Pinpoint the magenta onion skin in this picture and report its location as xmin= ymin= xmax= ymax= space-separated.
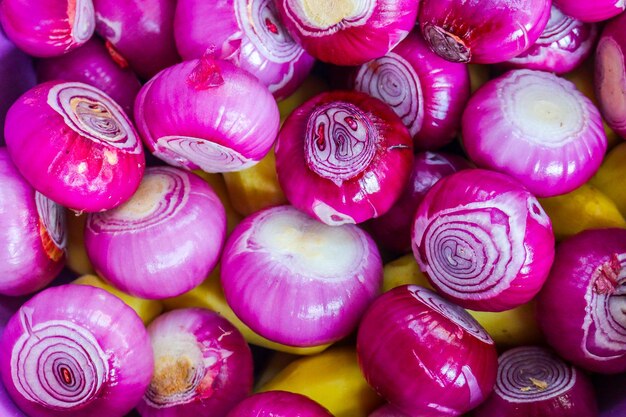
xmin=368 ymin=404 xmax=409 ymax=417
xmin=85 ymin=167 xmax=226 ymax=299
xmin=537 ymin=228 xmax=626 ymax=374
xmin=412 ymin=169 xmax=555 ymax=312
xmin=36 ymin=38 xmax=142 ymax=116
xmin=350 ymin=31 xmax=471 ymax=150
xmin=506 ymin=5 xmax=598 ymax=74
xmin=0 ymin=284 xmax=153 ymax=417
xmin=93 ymin=0 xmax=179 ymax=80
xmin=357 ymin=285 xmax=497 ymax=417
xmin=419 ymin=0 xmax=551 ymax=64
xmin=134 ymin=57 xmax=280 ymax=174
xmin=0 ymin=295 xmax=28 ymax=417
xmin=137 ymin=308 xmax=253 ymax=417
xmin=0 ymin=381 xmax=25 ymax=417
xmin=0 ymin=149 xmax=66 ymax=296
xmin=221 ymin=205 xmax=382 ymax=347
xmin=474 ymin=346 xmax=598 ymax=417
xmin=174 ymin=0 xmax=315 ymax=100
xmin=275 ymin=90 xmax=413 ymax=226
xmin=367 ymin=151 xmax=470 ymax=255
xmin=226 ymin=391 xmax=333 ymax=417
xmin=553 ymin=0 xmax=625 ymax=23
xmin=462 ymin=69 xmax=607 ymax=197
xmin=4 ymin=80 xmax=145 ymax=212
xmin=275 ymin=0 xmax=419 ymax=66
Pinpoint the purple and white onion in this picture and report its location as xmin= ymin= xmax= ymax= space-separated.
xmin=226 ymin=391 xmax=333 ymax=417
xmin=553 ymin=0 xmax=625 ymax=23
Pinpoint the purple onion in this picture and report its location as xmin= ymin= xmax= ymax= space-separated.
xmin=368 ymin=404 xmax=409 ymax=417
xmin=537 ymin=228 xmax=626 ymax=374
xmin=0 ymin=380 xmax=25 ymax=417
xmin=553 ymin=0 xmax=625 ymax=23
xmin=0 ymin=295 xmax=27 ymax=416
xmin=357 ymin=285 xmax=497 ymax=416
xmin=85 ymin=167 xmax=226 ymax=299
xmin=226 ymin=391 xmax=333 ymax=417
xmin=412 ymin=169 xmax=555 ymax=312
xmin=221 ymin=205 xmax=382 ymax=347
xmin=594 ymin=373 xmax=626 ymax=417
xmin=275 ymin=90 xmax=413 ymax=225
xmin=419 ymin=0 xmax=551 ymax=64
xmin=462 ymin=69 xmax=607 ymax=197
xmin=275 ymin=0 xmax=419 ymax=66
xmin=137 ymin=308 xmax=253 ymax=417
xmin=134 ymin=56 xmax=280 ymax=174
xmin=174 ymin=0 xmax=315 ymax=100
xmin=0 ymin=284 xmax=153 ymax=417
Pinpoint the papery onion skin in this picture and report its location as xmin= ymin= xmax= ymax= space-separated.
xmin=350 ymin=31 xmax=470 ymax=150
xmin=419 ymin=0 xmax=551 ymax=64
xmin=275 ymin=90 xmax=413 ymax=226
xmin=4 ymin=80 xmax=145 ymax=212
xmin=226 ymin=391 xmax=333 ymax=417
xmin=174 ymin=0 xmax=315 ymax=100
xmin=462 ymin=69 xmax=607 ymax=197
xmin=357 ymin=285 xmax=497 ymax=417
xmin=537 ymin=228 xmax=626 ymax=374
xmin=275 ymin=0 xmax=419 ymax=66
xmin=412 ymin=169 xmax=555 ymax=312
xmin=221 ymin=205 xmax=382 ymax=347
xmin=36 ymin=38 xmax=142 ymax=116
xmin=137 ymin=308 xmax=253 ymax=417
xmin=134 ymin=57 xmax=280 ymax=174
xmin=0 ymin=284 xmax=154 ymax=417
xmin=93 ymin=0 xmax=180 ymax=80
xmin=85 ymin=167 xmax=226 ymax=299
xmin=553 ymin=0 xmax=625 ymax=23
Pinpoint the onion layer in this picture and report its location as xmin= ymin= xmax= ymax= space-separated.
xmin=226 ymin=391 xmax=333 ymax=417
xmin=553 ymin=0 xmax=625 ymax=23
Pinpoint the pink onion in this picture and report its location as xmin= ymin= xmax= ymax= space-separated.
xmin=412 ymin=169 xmax=555 ymax=312
xmin=137 ymin=308 xmax=253 ymax=417
xmin=462 ymin=69 xmax=607 ymax=197
xmin=553 ymin=0 xmax=625 ymax=23
xmin=35 ymin=38 xmax=142 ymax=116
xmin=537 ymin=228 xmax=626 ymax=374
xmin=221 ymin=205 xmax=382 ymax=347
xmin=357 ymin=285 xmax=497 ymax=416
xmin=226 ymin=391 xmax=333 ymax=417
xmin=419 ymin=0 xmax=551 ymax=64
xmin=475 ymin=346 xmax=598 ymax=417
xmin=85 ymin=167 xmax=226 ymax=299
xmin=174 ymin=0 xmax=315 ymax=100
xmin=134 ymin=56 xmax=280 ymax=174
xmin=0 ymin=284 xmax=153 ymax=417
xmin=349 ymin=31 xmax=470 ymax=150
xmin=275 ymin=90 xmax=413 ymax=225
xmin=368 ymin=404 xmax=409 ymax=417
xmin=0 ymin=296 xmax=27 ymax=416
xmin=0 ymin=0 xmax=95 ymax=57
xmin=0 ymin=380 xmax=25 ymax=417
xmin=275 ymin=0 xmax=419 ymax=66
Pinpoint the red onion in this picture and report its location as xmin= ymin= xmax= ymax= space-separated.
xmin=462 ymin=69 xmax=607 ymax=197
xmin=36 ymin=38 xmax=142 ymax=116
xmin=594 ymin=373 xmax=626 ymax=417
xmin=85 ymin=167 xmax=226 ymax=299
xmin=4 ymin=80 xmax=145 ymax=212
xmin=474 ymin=346 xmax=598 ymax=417
xmin=412 ymin=169 xmax=555 ymax=312
xmin=506 ymin=5 xmax=598 ymax=74
xmin=137 ymin=308 xmax=253 ymax=417
xmin=226 ymin=391 xmax=333 ymax=417
xmin=134 ymin=56 xmax=280 ymax=174
xmin=350 ymin=31 xmax=470 ymax=150
xmin=275 ymin=0 xmax=419 ymax=66
xmin=93 ymin=0 xmax=179 ymax=80
xmin=537 ymin=228 xmax=626 ymax=374
xmin=419 ymin=0 xmax=551 ymax=64
xmin=553 ymin=0 xmax=625 ymax=23
xmin=0 ymin=284 xmax=153 ymax=417
xmin=368 ymin=404 xmax=409 ymax=417
xmin=0 ymin=381 xmax=25 ymax=417
xmin=221 ymin=205 xmax=382 ymax=347
xmin=174 ymin=0 xmax=315 ymax=100
xmin=357 ymin=285 xmax=497 ymax=416
xmin=275 ymin=91 xmax=413 ymax=225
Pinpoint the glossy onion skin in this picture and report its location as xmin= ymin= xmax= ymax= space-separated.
xmin=368 ymin=404 xmax=410 ymax=417
xmin=134 ymin=57 xmax=280 ymax=174
xmin=85 ymin=167 xmax=226 ymax=299
xmin=174 ymin=0 xmax=315 ymax=100
xmin=412 ymin=169 xmax=555 ymax=312
xmin=350 ymin=31 xmax=470 ymax=150
xmin=537 ymin=228 xmax=626 ymax=374
xmin=226 ymin=391 xmax=333 ymax=417
xmin=276 ymin=0 xmax=419 ymax=66
xmin=357 ymin=285 xmax=498 ymax=417
xmin=275 ymin=91 xmax=413 ymax=226
xmin=0 ymin=285 xmax=153 ymax=417
xmin=553 ymin=0 xmax=625 ymax=23
xmin=419 ymin=0 xmax=551 ymax=64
